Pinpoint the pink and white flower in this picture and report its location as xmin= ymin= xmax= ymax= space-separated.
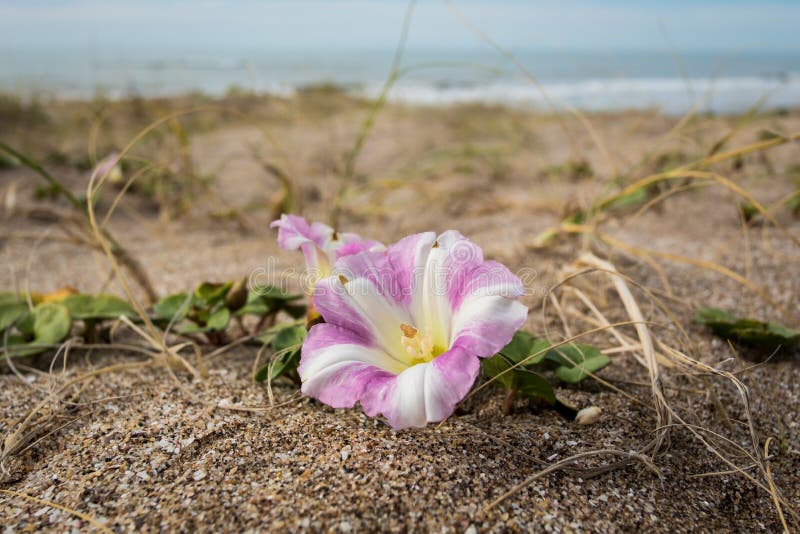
xmin=270 ymin=214 xmax=383 ymax=283
xmin=298 ymin=230 xmax=528 ymax=429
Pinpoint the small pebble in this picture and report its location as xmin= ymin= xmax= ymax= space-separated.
xmin=575 ymin=406 xmax=602 ymax=425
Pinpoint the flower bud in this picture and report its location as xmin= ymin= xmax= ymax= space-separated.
xmin=224 ymin=278 xmax=248 ymax=312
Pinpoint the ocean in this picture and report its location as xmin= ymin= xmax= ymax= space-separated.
xmin=1 ymin=47 xmax=798 ymax=114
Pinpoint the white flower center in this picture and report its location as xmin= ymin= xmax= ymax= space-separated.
xmin=400 ymin=323 xmax=444 ymax=366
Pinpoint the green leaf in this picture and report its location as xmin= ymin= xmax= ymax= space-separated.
xmin=235 ymin=291 xmax=271 ymax=317
xmin=2 ymin=334 xmax=25 ymax=346
xmin=194 ymin=282 xmax=232 ymax=307
xmin=546 ymin=343 xmax=610 ymax=384
xmin=262 ymin=286 xmax=304 ymax=319
xmin=499 ymin=330 xmax=550 ymax=366
xmin=62 ymin=294 xmax=136 ymax=320
xmin=481 ymin=354 xmax=557 ymax=404
xmin=532 ymin=228 xmax=561 ymax=248
xmin=481 ymin=354 xmax=517 ymax=390
xmin=728 ymin=321 xmax=799 ymax=350
xmin=236 ymin=287 xmax=306 ymax=318
xmin=0 ymin=291 xmax=27 ymax=306
xmin=785 ymin=190 xmax=800 ymax=215
xmin=483 ymin=332 xmax=608 ymax=408
xmin=178 ymin=307 xmax=230 ymax=334
xmin=33 ymin=303 xmax=72 ymax=343
xmin=546 ymin=343 xmax=603 ymax=366
xmin=153 ymin=293 xmax=194 ymax=321
xmin=4 ymin=302 xmax=72 ymax=357
xmin=0 ymin=293 xmax=29 ymax=332
xmin=281 ymin=303 xmax=308 ymax=319
xmin=696 ymin=306 xmax=800 ymax=351
xmin=738 ymin=202 xmax=760 ymax=223
xmin=603 ymin=186 xmax=649 ymax=211
xmin=515 ymin=369 xmax=557 ymax=404
xmin=205 ymin=307 xmax=230 ymax=331
xmin=254 ymin=324 xmax=306 ymax=382
xmin=554 ymin=355 xmax=611 ymax=383
xmin=484 ymin=331 xmax=594 ymax=398
xmin=565 ymin=210 xmax=586 ymax=225
xmin=177 ymin=323 xmax=205 ymax=334
xmin=258 ymin=285 xmax=302 ymax=301
xmin=695 ymin=306 xmax=738 ymax=325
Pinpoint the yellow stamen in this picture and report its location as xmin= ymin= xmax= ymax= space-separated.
xmin=400 ymin=324 xmax=418 ymax=338
xmin=400 ymin=323 xmax=443 ymax=365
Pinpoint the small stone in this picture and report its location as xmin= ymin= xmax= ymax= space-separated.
xmin=193 ymin=470 xmax=206 ymax=481
xmin=575 ymin=406 xmax=602 ymax=425
xmin=340 ymin=445 xmax=352 ymax=462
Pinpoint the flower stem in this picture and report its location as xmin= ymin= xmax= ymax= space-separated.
xmin=503 ymin=389 xmax=517 ymax=415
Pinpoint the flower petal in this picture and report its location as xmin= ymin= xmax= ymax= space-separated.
xmin=270 ymin=214 xmax=332 ymax=252
xmin=448 ymin=260 xmax=525 ymax=310
xmin=426 ymin=346 xmax=480 ymax=421
xmin=451 ymin=296 xmax=528 ymax=357
xmin=301 ymin=326 xmax=480 ymax=429
xmin=364 ymin=346 xmax=479 ymax=429
xmin=448 ymin=258 xmax=527 ymax=357
xmin=334 ymin=236 xmax=385 ymax=259
xmin=313 ymin=274 xmax=411 ymax=359
xmin=271 ymin=214 xmax=385 ymax=278
xmin=300 ymin=323 xmax=402 ymax=408
xmin=387 ymin=230 xmax=486 ymax=348
xmin=312 ymin=277 xmax=373 ymax=343
xmin=386 ymin=231 xmax=437 ymax=307
xmin=385 ymin=231 xmax=482 ymax=348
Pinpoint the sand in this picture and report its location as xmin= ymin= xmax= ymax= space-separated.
xmin=1 ymin=94 xmax=799 ymax=531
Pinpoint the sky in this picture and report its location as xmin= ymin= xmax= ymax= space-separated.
xmin=0 ymin=0 xmax=799 ymax=53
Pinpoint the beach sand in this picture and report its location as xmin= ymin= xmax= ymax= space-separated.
xmin=1 ymin=93 xmax=799 ymax=531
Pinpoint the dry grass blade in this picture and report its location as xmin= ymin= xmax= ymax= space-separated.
xmin=597 ymin=231 xmax=796 ymax=323
xmin=0 ymin=141 xmax=158 ymax=304
xmin=576 ymin=254 xmax=671 ymax=453
xmin=330 ymin=0 xmax=416 ymax=226
xmin=699 ymin=132 xmax=799 ymax=167
xmin=536 ymin=253 xmax=797 ymax=528
xmin=442 ymin=0 xmax=614 ymax=173
xmin=550 ymin=224 xmax=796 ymax=323
xmin=1 ymin=360 xmax=153 ymax=474
xmin=601 ymin=169 xmax=800 ymax=248
xmin=658 ymin=344 xmax=797 ymax=526
xmin=554 ymin=255 xmax=796 ymax=526
xmin=481 ymin=449 xmax=660 ymax=514
xmin=764 ymin=437 xmax=790 ymax=533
